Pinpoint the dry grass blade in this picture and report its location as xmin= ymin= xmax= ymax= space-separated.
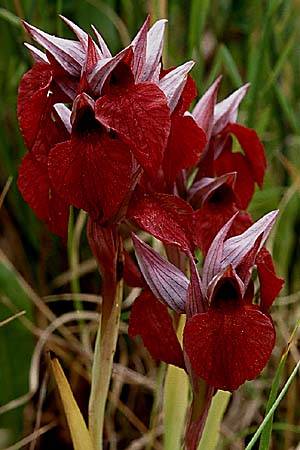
xmin=0 ymin=176 xmax=13 ymax=210
xmin=3 ymin=421 xmax=57 ymax=450
xmin=51 ymin=357 xmax=94 ymax=450
xmin=0 ymin=310 xmax=25 ymax=327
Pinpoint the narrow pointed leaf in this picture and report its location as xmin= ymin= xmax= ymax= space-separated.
xmin=51 ymin=358 xmax=93 ymax=450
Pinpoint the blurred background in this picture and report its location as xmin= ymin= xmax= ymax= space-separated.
xmin=0 ymin=0 xmax=300 ymax=449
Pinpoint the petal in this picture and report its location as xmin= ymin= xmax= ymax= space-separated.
xmin=225 ymin=123 xmax=266 ymax=187
xmin=215 ymin=150 xmax=256 ymax=209
xmin=163 ymin=114 xmax=206 ymax=185
xmin=88 ymin=47 xmax=132 ymax=95
xmin=141 ymin=19 xmax=167 ymax=81
xmin=175 ymin=74 xmax=198 ymax=114
xmin=48 ymin=129 xmax=135 ymax=221
xmin=213 ymin=83 xmax=249 ymax=135
xmin=129 ymin=193 xmax=194 ymax=252
xmin=132 ymin=234 xmax=189 ymax=313
xmin=17 ymin=152 xmax=69 ymax=238
xmin=159 ymin=61 xmax=195 ymax=112
xmin=59 ymin=15 xmax=102 ymax=60
xmin=192 ymin=76 xmax=222 ymax=139
xmin=193 ymin=203 xmax=239 ymax=255
xmin=131 ymin=16 xmax=150 ymax=81
xmin=123 ymin=250 xmax=145 ymax=288
xmin=256 ymin=248 xmax=284 ymax=311
xmin=189 ymin=172 xmax=237 ymax=209
xmin=129 ymin=290 xmax=185 ymax=368
xmin=183 ymin=305 xmax=275 ymax=391
xmin=95 ymin=83 xmax=171 ymax=177
xmin=18 ymin=62 xmax=52 ymax=150
xmin=24 ymin=43 xmax=48 ymax=63
xmin=186 ymin=258 xmax=206 ymax=317
xmin=91 ymin=25 xmax=112 ymax=58
xmin=222 ymin=210 xmax=278 ymax=270
xmin=18 ymin=63 xmax=69 ymax=156
xmin=23 ymin=21 xmax=85 ymax=76
xmin=201 ymin=213 xmax=238 ymax=291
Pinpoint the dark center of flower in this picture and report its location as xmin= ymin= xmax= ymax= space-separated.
xmin=211 ymin=278 xmax=241 ymax=309
xmin=73 ymin=107 xmax=102 ymax=135
xmin=208 ymin=184 xmax=235 ymax=206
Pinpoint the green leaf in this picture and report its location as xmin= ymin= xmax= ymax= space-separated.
xmin=197 ymin=390 xmax=231 ymax=450
xmin=0 ymin=253 xmax=34 ymax=445
xmin=163 ymin=316 xmax=189 ymax=450
xmin=220 ymin=44 xmax=243 ymax=88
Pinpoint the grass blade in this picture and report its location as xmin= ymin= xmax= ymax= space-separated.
xmin=258 ymin=320 xmax=300 ymax=449
xmin=51 ymin=358 xmax=94 ymax=450
xmin=246 ymin=359 xmax=300 ymax=450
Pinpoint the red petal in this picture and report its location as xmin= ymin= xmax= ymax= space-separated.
xmin=175 ymin=74 xmax=198 ymax=114
xmin=215 ymin=150 xmax=255 ymax=209
xmin=163 ymin=114 xmax=206 ymax=185
xmin=48 ymin=130 xmax=135 ymax=221
xmin=123 ymin=250 xmax=145 ymax=288
xmin=226 ymin=123 xmax=266 ymax=187
xmin=95 ymin=83 xmax=170 ymax=177
xmin=183 ymin=305 xmax=275 ymax=391
xmin=129 ymin=193 xmax=194 ymax=252
xmin=256 ymin=248 xmax=284 ymax=311
xmin=129 ymin=290 xmax=185 ymax=368
xmin=193 ymin=202 xmax=239 ymax=255
xmin=18 ymin=63 xmax=69 ymax=157
xmin=17 ymin=152 xmax=69 ymax=238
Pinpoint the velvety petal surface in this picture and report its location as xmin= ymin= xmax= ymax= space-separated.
xmin=129 ymin=290 xmax=185 ymax=368
xmin=48 ymin=129 xmax=135 ymax=221
xmin=163 ymin=114 xmax=206 ymax=185
xmin=95 ymin=83 xmax=170 ymax=177
xmin=129 ymin=193 xmax=194 ymax=252
xmin=215 ymin=149 xmax=255 ymax=209
xmin=226 ymin=123 xmax=266 ymax=187
xmin=256 ymin=248 xmax=284 ymax=311
xmin=18 ymin=152 xmax=69 ymax=238
xmin=183 ymin=305 xmax=275 ymax=391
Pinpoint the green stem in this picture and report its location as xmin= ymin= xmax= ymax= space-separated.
xmin=163 ymin=315 xmax=189 ymax=450
xmin=197 ymin=390 xmax=231 ymax=450
xmin=88 ymin=278 xmax=123 ymax=450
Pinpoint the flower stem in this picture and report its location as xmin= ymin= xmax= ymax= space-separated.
xmin=197 ymin=390 xmax=231 ymax=450
xmin=88 ymin=278 xmax=123 ymax=450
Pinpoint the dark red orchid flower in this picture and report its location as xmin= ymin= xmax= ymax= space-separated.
xmin=18 ymin=16 xmax=197 ymax=236
xmin=129 ymin=210 xmax=284 ymax=391
xmin=189 ymin=172 xmax=253 ymax=254
xmin=192 ymin=79 xmax=266 ymax=209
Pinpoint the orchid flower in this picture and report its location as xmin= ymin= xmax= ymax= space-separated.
xmin=17 ymin=16 xmax=197 ymax=237
xmin=129 ymin=210 xmax=284 ymax=391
